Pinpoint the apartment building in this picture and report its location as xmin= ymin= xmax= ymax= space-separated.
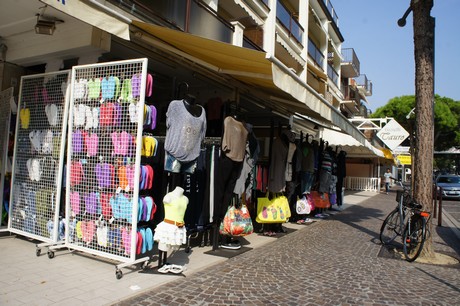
xmin=0 ymin=0 xmax=378 ymax=138
xmin=0 ymin=0 xmax=388 ymax=193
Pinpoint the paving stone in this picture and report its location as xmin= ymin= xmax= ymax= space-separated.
xmin=112 ymin=192 xmax=460 ymax=306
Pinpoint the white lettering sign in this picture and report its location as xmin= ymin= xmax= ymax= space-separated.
xmin=376 ymin=119 xmax=409 ymax=150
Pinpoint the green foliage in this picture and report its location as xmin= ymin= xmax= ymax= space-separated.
xmin=371 ymin=95 xmax=460 ymax=151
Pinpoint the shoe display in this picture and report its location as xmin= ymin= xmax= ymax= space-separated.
xmin=158 ymin=264 xmax=171 ymax=273
xmin=169 ymin=264 xmax=186 ymax=274
xmin=158 ymin=264 xmax=187 ymax=274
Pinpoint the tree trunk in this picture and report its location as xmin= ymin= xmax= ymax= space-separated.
xmin=412 ymin=0 xmax=435 ymax=258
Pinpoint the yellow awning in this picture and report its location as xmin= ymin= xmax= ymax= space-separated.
xmin=381 ymin=148 xmax=394 ymax=160
xmin=130 ymin=21 xmax=368 ymax=145
xmin=132 ymin=21 xmax=272 ymax=79
xmin=307 ymin=62 xmax=327 ymax=80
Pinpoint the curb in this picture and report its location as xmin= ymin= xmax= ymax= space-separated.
xmin=441 ymin=210 xmax=460 ymax=240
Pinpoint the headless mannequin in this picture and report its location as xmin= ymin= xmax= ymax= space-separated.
xmin=213 ymin=115 xmax=247 ymax=250
xmin=183 ymin=94 xmax=202 ymax=117
xmin=156 ymin=186 xmax=189 ymax=268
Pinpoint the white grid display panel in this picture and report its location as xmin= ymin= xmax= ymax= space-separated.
xmin=0 ymin=87 xmax=13 ymax=223
xmin=65 ymin=58 xmax=147 ymax=262
xmin=8 ymin=71 xmax=70 ymax=242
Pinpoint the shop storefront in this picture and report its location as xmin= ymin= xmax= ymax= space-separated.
xmin=0 ymin=0 xmax=384 ymax=277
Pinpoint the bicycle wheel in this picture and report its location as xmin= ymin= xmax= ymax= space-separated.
xmin=380 ymin=209 xmax=402 ymax=245
xmin=403 ymin=215 xmax=426 ymax=262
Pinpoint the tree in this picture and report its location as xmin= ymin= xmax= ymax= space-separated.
xmin=412 ymin=0 xmax=435 ymax=259
xmin=375 ymin=0 xmax=435 ymax=260
xmin=372 ymin=95 xmax=459 ymax=151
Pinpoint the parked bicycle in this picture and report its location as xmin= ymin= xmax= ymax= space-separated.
xmin=379 ymin=181 xmax=431 ymax=262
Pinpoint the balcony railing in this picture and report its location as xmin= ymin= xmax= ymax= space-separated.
xmin=308 ymin=38 xmax=324 ymax=68
xmin=341 ymin=85 xmax=358 ymax=101
xmin=322 ymin=0 xmax=339 ymax=27
xmin=341 ymin=48 xmax=360 ymax=77
xmin=327 ymin=64 xmax=338 ymax=86
xmin=276 ymin=1 xmax=304 ymax=46
xmin=356 ymin=74 xmax=373 ymax=96
xmin=189 ymin=0 xmax=233 ymax=42
xmin=107 ymin=0 xmax=234 ymax=43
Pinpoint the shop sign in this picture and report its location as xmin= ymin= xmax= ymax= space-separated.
xmin=376 ymin=119 xmax=409 ymax=150
xmin=397 ymin=155 xmax=412 ymax=165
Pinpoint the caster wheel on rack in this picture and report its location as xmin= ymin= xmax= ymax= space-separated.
xmin=185 ymin=246 xmax=191 ymax=253
xmin=36 ymin=249 xmax=41 ymax=257
xmin=116 ymin=270 xmax=123 ymax=280
xmin=141 ymin=261 xmax=149 ymax=270
xmin=47 ymin=251 xmax=55 ymax=259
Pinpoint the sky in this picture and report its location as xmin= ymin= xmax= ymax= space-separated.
xmin=332 ymin=0 xmax=460 ymax=112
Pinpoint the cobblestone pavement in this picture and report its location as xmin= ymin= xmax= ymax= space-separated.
xmin=113 ymin=192 xmax=460 ymax=306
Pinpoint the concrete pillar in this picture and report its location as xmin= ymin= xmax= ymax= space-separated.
xmin=231 ymin=21 xmax=245 ymax=47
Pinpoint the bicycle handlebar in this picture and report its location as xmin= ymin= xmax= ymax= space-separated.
xmin=395 ymin=180 xmax=411 ymax=191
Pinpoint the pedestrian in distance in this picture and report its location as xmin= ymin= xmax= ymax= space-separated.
xmin=384 ymin=168 xmax=396 ymax=194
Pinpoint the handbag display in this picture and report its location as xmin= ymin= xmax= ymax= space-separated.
xmin=310 ymin=191 xmax=330 ymax=209
xmin=296 ymin=196 xmax=312 ymax=215
xmin=256 ymin=194 xmax=291 ymax=223
xmin=219 ymin=203 xmax=254 ymax=237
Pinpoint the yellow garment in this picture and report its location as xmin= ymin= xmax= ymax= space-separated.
xmin=20 ymin=108 xmax=30 ymax=129
xmin=142 ymin=135 xmax=157 ymax=157
xmin=163 ymin=189 xmax=188 ymax=223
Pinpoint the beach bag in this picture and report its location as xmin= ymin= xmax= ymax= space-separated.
xmin=256 ymin=194 xmax=291 ymax=223
xmin=219 ymin=203 xmax=254 ymax=237
xmin=310 ymin=191 xmax=330 ymax=209
xmin=296 ymin=197 xmax=312 ymax=215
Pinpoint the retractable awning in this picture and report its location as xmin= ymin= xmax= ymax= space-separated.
xmin=130 ymin=21 xmax=368 ymax=145
xmin=41 ymin=0 xmax=131 ymax=40
xmin=321 ymin=128 xmax=385 ymax=158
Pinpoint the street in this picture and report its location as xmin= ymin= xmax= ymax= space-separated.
xmin=441 ymin=199 xmax=460 ymax=226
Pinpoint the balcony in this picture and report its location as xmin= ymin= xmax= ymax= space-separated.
xmin=339 ymin=82 xmax=362 ymax=117
xmin=356 ymin=74 xmax=373 ymax=96
xmin=341 ymin=48 xmax=360 ymax=78
xmin=327 ymin=63 xmax=338 ymax=86
xmin=108 ymin=0 xmax=234 ymax=43
xmin=308 ymin=38 xmax=324 ymax=69
xmin=323 ymin=0 xmax=339 ymax=26
xmin=276 ymin=1 xmax=304 ymax=46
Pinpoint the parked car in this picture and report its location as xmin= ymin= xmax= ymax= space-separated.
xmin=436 ymin=174 xmax=460 ymax=199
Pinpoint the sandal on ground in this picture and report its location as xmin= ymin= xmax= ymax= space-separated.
xmin=158 ymin=264 xmax=171 ymax=274
xmin=169 ymin=264 xmax=186 ymax=274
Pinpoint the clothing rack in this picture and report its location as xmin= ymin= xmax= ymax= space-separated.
xmin=203 ymin=137 xmax=221 ymax=145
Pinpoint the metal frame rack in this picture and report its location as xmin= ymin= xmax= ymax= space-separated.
xmin=0 ymin=87 xmax=13 ymax=227
xmin=54 ymin=58 xmax=150 ymax=279
xmin=6 ymin=71 xmax=70 ymax=255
